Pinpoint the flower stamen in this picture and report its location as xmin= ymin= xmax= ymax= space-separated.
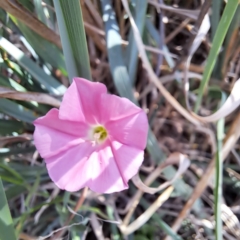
xmin=92 ymin=125 xmax=108 ymax=144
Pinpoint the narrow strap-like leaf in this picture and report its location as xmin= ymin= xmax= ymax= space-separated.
xmin=53 ymin=0 xmax=92 ymax=81
xmin=0 ymin=177 xmax=17 ymax=240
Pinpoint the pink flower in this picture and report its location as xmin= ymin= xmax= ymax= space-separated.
xmin=33 ymin=78 xmax=148 ymax=193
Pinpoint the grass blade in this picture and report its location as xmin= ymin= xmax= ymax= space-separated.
xmin=53 ymin=0 xmax=91 ymax=81
xmin=0 ymin=177 xmax=17 ymax=240
xmin=194 ymin=0 xmax=239 ymax=112
xmin=211 ymin=0 xmax=223 ymax=40
xmin=215 ymin=119 xmax=224 ymax=240
xmin=214 ymin=92 xmax=226 ymax=240
xmin=218 ymin=6 xmax=240 ymax=78
xmin=211 ymin=0 xmax=223 ymax=77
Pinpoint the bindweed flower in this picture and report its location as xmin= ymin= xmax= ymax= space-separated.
xmin=33 ymin=78 xmax=148 ymax=193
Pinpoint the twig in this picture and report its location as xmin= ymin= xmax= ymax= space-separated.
xmin=165 ymin=18 xmax=191 ymax=43
xmin=148 ymin=0 xmax=200 ymax=20
xmin=84 ymin=0 xmax=103 ymax=28
xmin=0 ymin=86 xmax=61 ymax=107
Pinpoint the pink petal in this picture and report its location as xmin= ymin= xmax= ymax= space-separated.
xmin=59 ymin=78 xmax=107 ymax=124
xmin=46 ymin=139 xmax=143 ymax=193
xmin=46 ymin=142 xmax=95 ymax=191
xmin=106 ymin=111 xmax=148 ymax=149
xmin=88 ymin=141 xmax=128 ymax=193
xmin=33 ymin=108 xmax=89 ymax=158
xmin=99 ymin=94 xmax=142 ymax=124
xmin=110 ymin=140 xmax=144 ymax=183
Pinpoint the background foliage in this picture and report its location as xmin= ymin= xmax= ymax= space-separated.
xmin=0 ymin=0 xmax=240 ymax=240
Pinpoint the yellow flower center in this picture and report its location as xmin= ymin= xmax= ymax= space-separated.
xmin=92 ymin=125 xmax=108 ymax=144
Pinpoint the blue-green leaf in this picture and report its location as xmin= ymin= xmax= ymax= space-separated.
xmin=127 ymin=0 xmax=147 ymax=84
xmin=0 ymin=37 xmax=66 ymax=95
xmin=0 ymin=99 xmax=36 ymax=123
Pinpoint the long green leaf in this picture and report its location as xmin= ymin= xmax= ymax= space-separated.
xmin=127 ymin=0 xmax=147 ymax=85
xmin=0 ymin=177 xmax=16 ymax=240
xmin=211 ymin=0 xmax=223 ymax=78
xmin=13 ymin=19 xmax=67 ymax=76
xmin=0 ymin=99 xmax=36 ymax=123
xmin=211 ymin=0 xmax=223 ymax=40
xmin=53 ymin=0 xmax=91 ymax=81
xmin=194 ymin=0 xmax=239 ymax=112
xmin=0 ymin=120 xmax=26 ymax=136
xmin=0 ymin=37 xmax=66 ymax=95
